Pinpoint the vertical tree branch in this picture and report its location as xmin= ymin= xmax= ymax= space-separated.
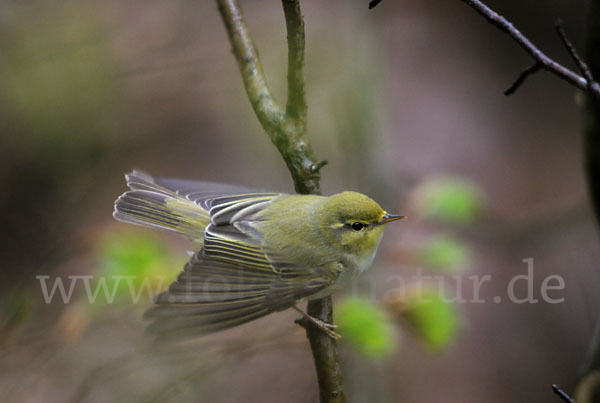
xmin=578 ymin=1 xmax=600 ymax=401
xmin=216 ymin=0 xmax=284 ymax=131
xmin=216 ymin=0 xmax=324 ymax=195
xmin=216 ymin=1 xmax=344 ymax=402
xmin=282 ymin=0 xmax=307 ymax=125
xmin=306 ymin=296 xmax=346 ymax=402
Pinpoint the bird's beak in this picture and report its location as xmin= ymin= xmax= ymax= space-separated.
xmin=379 ymin=212 xmax=407 ymax=225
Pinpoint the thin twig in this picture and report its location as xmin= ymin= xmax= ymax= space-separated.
xmin=555 ymin=19 xmax=595 ymax=86
xmin=552 ymin=384 xmax=575 ymax=403
xmin=368 ymin=0 xmax=382 ymax=9
xmin=311 ymin=160 xmax=329 ymax=173
xmin=504 ymin=62 xmax=542 ymax=96
xmin=367 ymin=0 xmax=600 ymax=96
xmin=216 ymin=1 xmax=345 ymax=402
xmin=459 ymin=0 xmax=600 ymax=96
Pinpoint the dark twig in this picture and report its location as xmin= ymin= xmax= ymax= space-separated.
xmin=504 ymin=62 xmax=542 ymax=95
xmin=555 ymin=19 xmax=595 ymax=86
xmin=311 ymin=160 xmax=329 ymax=173
xmin=553 ymin=384 xmax=575 ymax=403
xmin=458 ymin=0 xmax=600 ymax=97
xmin=368 ymin=0 xmax=382 ymax=9
xmin=216 ymin=1 xmax=345 ymax=402
xmin=367 ymin=0 xmax=600 ymax=95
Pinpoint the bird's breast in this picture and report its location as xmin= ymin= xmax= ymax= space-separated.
xmin=316 ymin=248 xmax=380 ymax=297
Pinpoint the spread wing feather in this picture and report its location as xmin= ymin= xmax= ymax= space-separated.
xmin=145 ymin=253 xmax=333 ymax=340
xmin=210 ymin=198 xmax=275 ymax=225
xmin=203 ymin=232 xmax=273 ymax=271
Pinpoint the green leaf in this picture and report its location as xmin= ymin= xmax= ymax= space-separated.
xmin=94 ymin=231 xmax=182 ymax=303
xmin=336 ymin=297 xmax=396 ymax=358
xmin=416 ymin=234 xmax=470 ymax=273
xmin=401 ymin=290 xmax=459 ymax=353
xmin=414 ymin=177 xmax=483 ymax=224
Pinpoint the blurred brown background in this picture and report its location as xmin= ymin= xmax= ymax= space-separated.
xmin=0 ymin=0 xmax=598 ymax=402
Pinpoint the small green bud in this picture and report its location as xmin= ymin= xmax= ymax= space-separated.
xmin=336 ymin=297 xmax=396 ymax=358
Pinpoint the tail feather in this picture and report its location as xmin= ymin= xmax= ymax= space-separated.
xmin=113 ymin=171 xmax=210 ymax=242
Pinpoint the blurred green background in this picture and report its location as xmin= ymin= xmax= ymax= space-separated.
xmin=0 ymin=0 xmax=597 ymax=402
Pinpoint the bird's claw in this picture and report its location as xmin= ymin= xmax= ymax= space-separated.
xmin=293 ymin=305 xmax=341 ymax=340
xmin=306 ymin=316 xmax=341 ymax=340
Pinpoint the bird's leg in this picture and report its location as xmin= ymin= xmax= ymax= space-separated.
xmin=293 ymin=305 xmax=341 ymax=340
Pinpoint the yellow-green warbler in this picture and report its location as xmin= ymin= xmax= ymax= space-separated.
xmin=113 ymin=170 xmax=405 ymax=340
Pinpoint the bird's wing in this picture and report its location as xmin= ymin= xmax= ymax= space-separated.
xmin=146 ymin=217 xmax=337 ymax=339
xmin=145 ymin=252 xmax=334 ymax=340
xmin=201 ymin=193 xmax=330 ymax=279
xmin=152 ymin=173 xmax=279 ymax=211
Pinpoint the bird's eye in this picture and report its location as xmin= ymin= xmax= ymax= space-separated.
xmin=351 ymin=222 xmax=365 ymax=231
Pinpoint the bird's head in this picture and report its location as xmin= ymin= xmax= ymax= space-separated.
xmin=316 ymin=191 xmax=405 ymax=257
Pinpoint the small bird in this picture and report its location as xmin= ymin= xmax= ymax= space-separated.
xmin=113 ymin=170 xmax=405 ymax=340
